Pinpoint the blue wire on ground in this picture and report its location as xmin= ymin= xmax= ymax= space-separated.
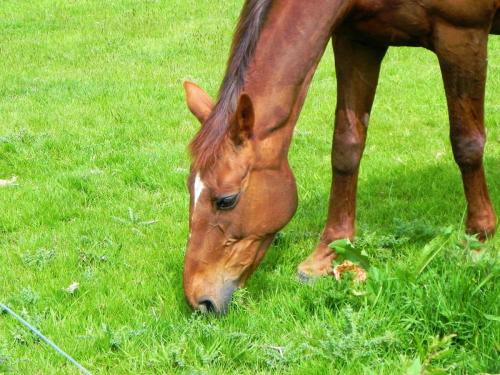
xmin=0 ymin=303 xmax=92 ymax=375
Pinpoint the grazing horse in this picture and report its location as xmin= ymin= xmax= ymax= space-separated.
xmin=182 ymin=0 xmax=499 ymax=313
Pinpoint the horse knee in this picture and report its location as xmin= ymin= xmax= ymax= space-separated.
xmin=332 ymin=131 xmax=364 ymax=174
xmin=451 ymin=132 xmax=485 ymax=170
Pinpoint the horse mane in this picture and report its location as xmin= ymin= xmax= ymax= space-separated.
xmin=189 ymin=0 xmax=272 ymax=171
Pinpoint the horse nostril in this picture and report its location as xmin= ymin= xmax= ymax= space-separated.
xmin=197 ymin=298 xmax=216 ymax=313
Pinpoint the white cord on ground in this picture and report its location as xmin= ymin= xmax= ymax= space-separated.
xmin=0 ymin=303 xmax=92 ymax=375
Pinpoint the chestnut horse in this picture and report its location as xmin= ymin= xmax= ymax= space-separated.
xmin=183 ymin=0 xmax=499 ymax=313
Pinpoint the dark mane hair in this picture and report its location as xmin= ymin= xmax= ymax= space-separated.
xmin=189 ymin=0 xmax=272 ymax=170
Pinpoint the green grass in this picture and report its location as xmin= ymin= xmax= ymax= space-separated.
xmin=0 ymin=0 xmax=498 ymax=373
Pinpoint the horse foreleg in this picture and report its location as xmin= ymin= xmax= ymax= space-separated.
xmin=298 ymin=36 xmax=387 ymax=279
xmin=436 ymin=25 xmax=497 ymax=240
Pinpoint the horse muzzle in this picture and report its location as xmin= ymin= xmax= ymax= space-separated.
xmin=187 ymin=280 xmax=238 ymax=315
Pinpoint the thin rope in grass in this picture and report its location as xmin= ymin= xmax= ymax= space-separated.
xmin=0 ymin=303 xmax=92 ymax=375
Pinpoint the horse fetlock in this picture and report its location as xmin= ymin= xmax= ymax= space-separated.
xmin=466 ymin=207 xmax=497 ymax=240
xmin=297 ymin=243 xmax=336 ymax=279
xmin=322 ymin=227 xmax=355 ymax=243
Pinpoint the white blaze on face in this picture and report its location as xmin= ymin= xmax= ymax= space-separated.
xmin=193 ymin=173 xmax=205 ymax=208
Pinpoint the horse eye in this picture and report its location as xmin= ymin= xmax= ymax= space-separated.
xmin=215 ymin=194 xmax=239 ymax=210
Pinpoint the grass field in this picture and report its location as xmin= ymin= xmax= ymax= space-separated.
xmin=0 ymin=1 xmax=499 ymax=373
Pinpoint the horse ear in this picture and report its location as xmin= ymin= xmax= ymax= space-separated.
xmin=231 ymin=93 xmax=254 ymax=145
xmin=183 ymin=81 xmax=214 ymax=124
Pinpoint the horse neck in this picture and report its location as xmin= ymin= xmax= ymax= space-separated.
xmin=242 ymin=0 xmax=352 ymax=167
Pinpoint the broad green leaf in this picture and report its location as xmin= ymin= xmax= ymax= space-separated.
xmin=329 ymin=239 xmax=370 ymax=269
xmin=329 ymin=238 xmax=351 ymax=254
